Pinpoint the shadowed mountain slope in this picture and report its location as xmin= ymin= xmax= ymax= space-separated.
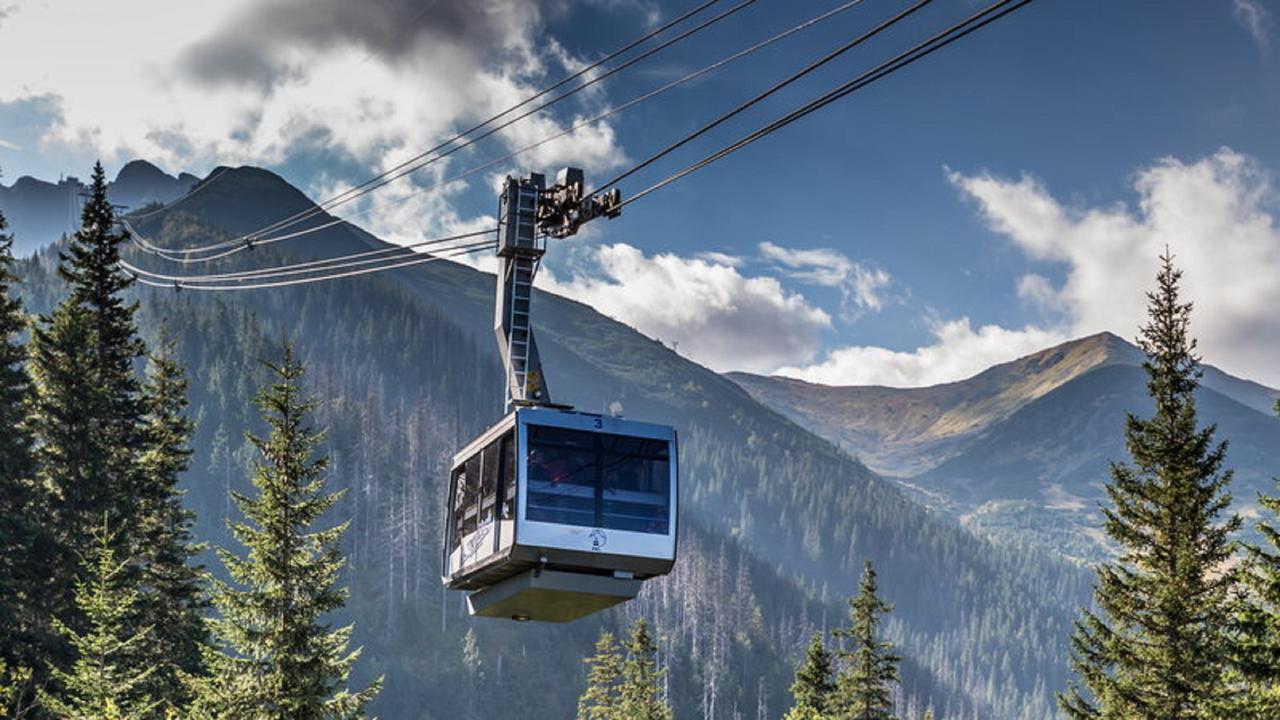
xmin=731 ymin=334 xmax=1280 ymax=562
xmin=0 ymin=160 xmax=199 ymax=256
xmin=16 ymin=164 xmax=1093 ymax=719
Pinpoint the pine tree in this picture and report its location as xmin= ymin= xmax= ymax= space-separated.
xmin=617 ymin=619 xmax=671 ymax=720
xmin=1233 ymin=398 xmax=1280 ymax=717
xmin=192 ymin=345 xmax=380 ymax=720
xmin=0 ymin=206 xmax=56 ymax=695
xmin=790 ymin=632 xmax=836 ymax=716
xmin=30 ymin=162 xmax=147 ymax=625
xmin=131 ymin=333 xmax=207 ymax=711
xmin=578 ymin=630 xmax=623 ymax=720
xmin=1059 ymin=252 xmax=1241 ymax=719
xmin=38 ymin=517 xmax=159 ymax=720
xmin=28 ymin=297 xmax=98 ymax=642
xmin=833 ymin=561 xmax=899 ymax=720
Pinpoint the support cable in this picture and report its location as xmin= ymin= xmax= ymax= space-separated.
xmin=174 ymin=0 xmax=756 ymax=256
xmin=132 ymin=0 xmax=866 ymax=265
xmin=122 ymin=228 xmax=497 ymax=282
xmin=129 ymin=241 xmax=496 ymax=291
xmin=592 ymin=0 xmax=934 ymax=195
xmin=620 ymin=0 xmax=1037 ymax=207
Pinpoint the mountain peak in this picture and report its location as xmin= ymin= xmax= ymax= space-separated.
xmin=114 ymin=159 xmax=170 ymax=185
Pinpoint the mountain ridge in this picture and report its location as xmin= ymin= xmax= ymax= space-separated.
xmin=0 ymin=160 xmax=199 ymax=255
xmin=729 ymin=331 xmax=1277 ymax=477
xmin=78 ymin=160 xmax=1090 ymax=718
xmin=730 ymin=332 xmax=1280 ymax=562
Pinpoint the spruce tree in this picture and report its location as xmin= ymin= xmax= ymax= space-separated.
xmin=617 ymin=619 xmax=671 ymax=720
xmin=578 ymin=630 xmax=623 ymax=720
xmin=131 ymin=333 xmax=207 ymax=711
xmin=0 ymin=206 xmax=56 ymax=693
xmin=193 ymin=345 xmax=380 ymax=720
xmin=833 ymin=561 xmax=899 ymax=720
xmin=28 ymin=297 xmax=98 ymax=639
xmin=1059 ymin=252 xmax=1241 ymax=719
xmin=790 ymin=632 xmax=836 ymax=716
xmin=30 ymin=161 xmax=147 ymax=620
xmin=1234 ymin=398 xmax=1280 ymax=717
xmin=38 ymin=518 xmax=158 ymax=720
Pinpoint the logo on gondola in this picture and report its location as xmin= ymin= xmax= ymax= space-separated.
xmin=463 ymin=525 xmax=491 ymax=563
xmin=589 ymin=529 xmax=608 ymax=551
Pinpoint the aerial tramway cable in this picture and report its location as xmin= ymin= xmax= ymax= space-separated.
xmin=129 ymin=0 xmax=870 ymax=265
xmin=121 ymin=228 xmax=497 ymax=282
xmin=138 ymin=0 xmax=754 ymax=260
xmin=592 ymin=0 xmax=935 ymax=194
xmin=129 ymin=240 xmax=496 ymax=292
xmin=124 ymin=0 xmax=1039 ymax=292
xmin=618 ymin=0 xmax=1039 ymax=207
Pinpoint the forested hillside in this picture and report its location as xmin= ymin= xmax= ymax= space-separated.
xmin=11 ymin=165 xmax=1094 ymax=719
xmin=732 ymin=334 xmax=1280 ymax=562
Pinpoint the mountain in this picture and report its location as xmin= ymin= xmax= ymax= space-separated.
xmin=13 ymin=164 xmax=1093 ymax=719
xmin=0 ymin=160 xmax=199 ymax=256
xmin=730 ymin=334 xmax=1280 ymax=562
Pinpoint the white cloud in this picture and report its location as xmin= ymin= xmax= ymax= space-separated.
xmin=0 ymin=0 xmax=626 ymax=233
xmin=540 ymin=243 xmax=832 ymax=373
xmin=0 ymin=138 xmax=17 ymax=151
xmin=776 ymin=318 xmax=1066 ymax=388
xmin=758 ymin=241 xmax=892 ymax=319
xmin=949 ymin=147 xmax=1280 ymax=387
xmin=1233 ymin=0 xmax=1272 ymax=53
xmin=778 ymin=148 xmax=1280 ymax=389
xmin=1016 ymin=272 xmax=1064 ymax=313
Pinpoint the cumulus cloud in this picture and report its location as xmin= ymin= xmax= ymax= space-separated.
xmin=759 ymin=241 xmax=892 ymax=319
xmin=540 ymin=243 xmax=832 ymax=373
xmin=0 ymin=0 xmax=626 ymax=234
xmin=777 ymin=148 xmax=1280 ymax=389
xmin=776 ymin=318 xmax=1066 ymax=388
xmin=949 ymin=148 xmax=1280 ymax=386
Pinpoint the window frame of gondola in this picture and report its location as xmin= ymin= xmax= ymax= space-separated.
xmin=523 ymin=426 xmax=670 ymax=534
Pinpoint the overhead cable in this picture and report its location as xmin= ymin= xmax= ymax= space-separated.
xmin=593 ymin=0 xmax=935 ymax=194
xmin=129 ymin=241 xmax=495 ymax=291
xmin=207 ymin=0 xmax=758 ymax=252
xmin=622 ymin=0 xmax=1038 ymax=207
xmin=122 ymin=228 xmax=497 ymax=282
xmin=133 ymin=0 xmax=867 ymax=264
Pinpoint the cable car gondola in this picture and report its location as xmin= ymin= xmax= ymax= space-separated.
xmin=441 ymin=169 xmax=678 ymax=622
xmin=442 ymin=407 xmax=677 ymax=622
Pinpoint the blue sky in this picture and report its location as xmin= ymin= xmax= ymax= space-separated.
xmin=2 ymin=0 xmax=1278 ymax=386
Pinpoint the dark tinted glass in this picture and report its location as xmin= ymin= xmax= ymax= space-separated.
xmin=526 ymin=425 xmax=671 ymax=535
xmin=500 ymin=432 xmax=516 ymax=520
xmin=450 ymin=465 xmax=466 ymax=554
xmin=526 ymin=426 xmax=597 ymax=528
xmin=601 ymin=435 xmax=670 ymax=534
xmin=460 ymin=454 xmax=480 ymax=537
xmin=480 ymin=441 xmax=499 ymax=526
